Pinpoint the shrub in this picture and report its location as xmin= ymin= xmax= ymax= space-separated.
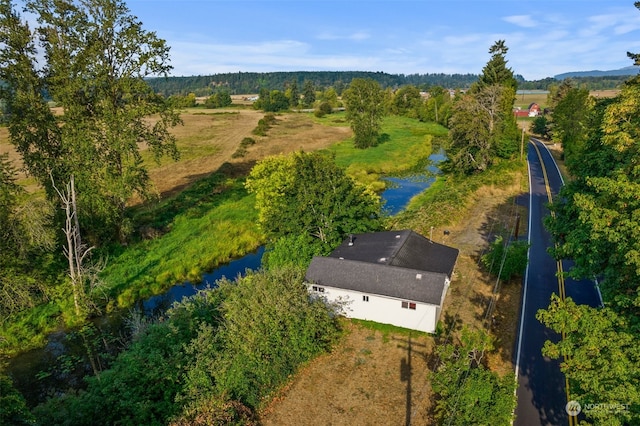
xmin=481 ymin=236 xmax=529 ymax=280
xmin=314 ymin=101 xmax=333 ymax=118
xmin=239 ymin=137 xmax=256 ymax=148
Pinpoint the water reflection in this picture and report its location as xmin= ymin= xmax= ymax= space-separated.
xmin=381 ymin=149 xmax=445 ymax=215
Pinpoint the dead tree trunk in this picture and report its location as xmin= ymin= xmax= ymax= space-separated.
xmin=52 ymin=174 xmax=94 ymax=318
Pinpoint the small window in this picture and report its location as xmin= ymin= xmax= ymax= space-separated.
xmin=318 ymin=287 xmax=325 ymax=293
xmin=312 ymin=286 xmax=318 ymax=292
xmin=401 ymin=301 xmax=416 ymax=310
xmin=311 ymin=286 xmax=325 ymax=293
xmin=363 ymin=295 xmax=369 ymax=302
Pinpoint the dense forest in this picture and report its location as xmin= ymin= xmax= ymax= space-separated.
xmin=145 ymin=71 xmax=485 ymax=97
xmin=145 ymin=70 xmax=632 ymax=98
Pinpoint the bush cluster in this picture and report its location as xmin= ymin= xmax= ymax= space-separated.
xmin=32 ymin=268 xmax=341 ymax=425
xmin=231 ymin=137 xmax=256 ymax=158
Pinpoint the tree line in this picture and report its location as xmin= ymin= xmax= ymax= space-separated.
xmin=145 ymin=70 xmax=486 ymax=97
xmin=144 ymin=71 xmax=634 ymax=99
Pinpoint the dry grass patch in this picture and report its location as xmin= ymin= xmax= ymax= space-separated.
xmin=260 ymin=321 xmax=435 ymax=425
xmin=144 ymin=111 xmax=350 ymax=200
xmin=242 ymin=113 xmax=352 ymax=161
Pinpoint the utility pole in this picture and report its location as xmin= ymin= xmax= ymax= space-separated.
xmin=520 ymin=127 xmax=525 ymax=161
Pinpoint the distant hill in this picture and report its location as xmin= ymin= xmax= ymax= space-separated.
xmin=554 ymin=66 xmax=639 ymax=79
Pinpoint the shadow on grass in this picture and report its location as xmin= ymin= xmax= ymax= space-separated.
xmin=376 ymin=132 xmax=391 ymax=145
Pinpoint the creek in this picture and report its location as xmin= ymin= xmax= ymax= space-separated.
xmin=5 ymin=150 xmax=444 ymax=407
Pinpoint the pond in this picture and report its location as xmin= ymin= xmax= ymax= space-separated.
xmin=5 ymin=150 xmax=445 ymax=407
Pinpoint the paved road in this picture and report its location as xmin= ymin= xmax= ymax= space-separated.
xmin=514 ymin=138 xmax=602 ymax=426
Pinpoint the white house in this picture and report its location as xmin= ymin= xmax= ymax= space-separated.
xmin=305 ymin=230 xmax=459 ymax=333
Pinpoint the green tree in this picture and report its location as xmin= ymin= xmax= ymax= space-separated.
xmin=343 ymin=78 xmax=385 ymax=149
xmin=447 ymin=41 xmax=519 ymax=174
xmin=204 ymin=91 xmax=232 ymax=108
xmin=0 ymin=374 xmax=35 ymax=426
xmin=551 ymin=86 xmax=594 ymax=164
xmin=168 ymin=93 xmax=196 ymax=108
xmin=319 ymin=86 xmax=339 ymax=108
xmin=424 ymin=86 xmax=452 ymax=125
xmin=255 ymin=89 xmax=288 ymax=112
xmin=447 ymin=93 xmax=492 ymax=173
xmin=430 ymin=327 xmax=516 ymax=425
xmin=245 ymin=151 xmax=381 ymax=250
xmin=302 ymin=79 xmax=316 ymax=108
xmin=391 ymin=85 xmax=422 ymax=118
xmin=530 ymin=115 xmax=550 ymax=138
xmin=474 ymin=39 xmax=518 ymax=93
xmin=546 ymin=77 xmax=640 ymax=316
xmin=210 ymin=268 xmax=341 ymax=408
xmin=537 ymin=295 xmax=640 ymax=426
xmin=0 ymin=152 xmax=54 ymax=320
xmin=481 ymin=236 xmax=529 ymax=281
xmin=286 ymin=80 xmax=299 ymax=108
xmin=0 ymin=0 xmax=181 ymax=244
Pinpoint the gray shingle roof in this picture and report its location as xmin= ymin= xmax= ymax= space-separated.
xmin=305 ymin=230 xmax=459 ymax=307
xmin=329 ymin=230 xmax=459 ymax=277
xmin=305 ymin=257 xmax=449 ymax=305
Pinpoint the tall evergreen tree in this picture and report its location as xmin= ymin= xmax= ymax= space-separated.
xmin=302 ymin=79 xmax=316 ymax=108
xmin=287 ymin=80 xmax=299 ymax=107
xmin=448 ymin=41 xmax=519 ymax=174
xmin=474 ymin=39 xmax=518 ymax=93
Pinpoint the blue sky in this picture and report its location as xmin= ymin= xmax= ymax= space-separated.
xmin=128 ymin=1 xmax=639 ymax=80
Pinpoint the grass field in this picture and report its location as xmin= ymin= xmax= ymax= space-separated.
xmin=514 ymin=89 xmax=620 ymax=110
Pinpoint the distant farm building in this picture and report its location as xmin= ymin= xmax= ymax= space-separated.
xmin=305 ymin=230 xmax=459 ymax=333
xmin=513 ymin=102 xmax=541 ymax=117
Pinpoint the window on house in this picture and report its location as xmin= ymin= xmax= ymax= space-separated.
xmin=401 ymin=301 xmax=417 ymax=310
xmin=363 ymin=295 xmax=369 ymax=302
xmin=311 ymin=286 xmax=325 ymax=293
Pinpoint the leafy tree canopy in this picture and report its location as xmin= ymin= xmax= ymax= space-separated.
xmin=0 ymin=0 xmax=181 ymax=244
xmin=343 ymin=78 xmax=386 ymax=149
xmin=245 ymin=151 xmax=381 ymax=250
xmin=537 ymin=295 xmax=640 ymax=426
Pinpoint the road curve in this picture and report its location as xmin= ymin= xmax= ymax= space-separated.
xmin=513 ymin=138 xmax=602 ymax=426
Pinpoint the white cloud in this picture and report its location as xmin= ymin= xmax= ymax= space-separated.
xmin=316 ymin=31 xmax=371 ymax=41
xmin=503 ymin=15 xmax=538 ymax=28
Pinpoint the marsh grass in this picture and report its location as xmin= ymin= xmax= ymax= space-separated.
xmin=390 ymin=159 xmax=527 ymax=232
xmin=325 ymin=116 xmax=448 ymax=190
xmin=101 ymin=170 xmax=263 ymax=309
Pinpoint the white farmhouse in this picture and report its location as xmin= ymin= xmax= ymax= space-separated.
xmin=305 ymin=230 xmax=459 ymax=333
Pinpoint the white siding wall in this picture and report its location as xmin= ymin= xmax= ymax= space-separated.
xmin=309 ymin=285 xmax=438 ymax=333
